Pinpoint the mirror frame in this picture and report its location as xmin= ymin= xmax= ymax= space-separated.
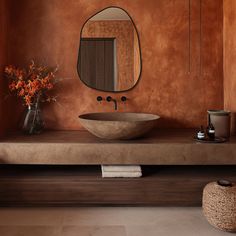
xmin=77 ymin=6 xmax=142 ymax=93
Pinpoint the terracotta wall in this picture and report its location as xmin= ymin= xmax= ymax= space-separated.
xmin=224 ymin=0 xmax=236 ymax=132
xmin=0 ymin=0 xmax=8 ymax=136
xmin=82 ymin=20 xmax=135 ymax=91
xmin=5 ymin=0 xmax=223 ymax=130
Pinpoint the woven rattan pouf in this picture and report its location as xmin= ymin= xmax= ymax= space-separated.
xmin=202 ymin=180 xmax=236 ymax=232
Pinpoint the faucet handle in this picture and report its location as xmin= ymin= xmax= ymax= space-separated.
xmin=106 ymin=96 xmax=112 ymax=102
xmin=97 ymin=96 xmax=103 ymax=102
xmin=121 ymin=96 xmax=127 ymax=102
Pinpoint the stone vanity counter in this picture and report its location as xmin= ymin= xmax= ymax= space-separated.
xmin=0 ymin=129 xmax=235 ymax=165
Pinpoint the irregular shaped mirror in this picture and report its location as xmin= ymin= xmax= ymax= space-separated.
xmin=77 ymin=7 xmax=141 ymax=92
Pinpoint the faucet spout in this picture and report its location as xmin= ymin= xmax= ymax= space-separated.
xmin=114 ymin=99 xmax=118 ymax=110
xmin=106 ymin=96 xmax=118 ymax=110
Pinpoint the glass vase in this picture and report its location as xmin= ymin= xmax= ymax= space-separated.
xmin=22 ymin=96 xmax=44 ymax=134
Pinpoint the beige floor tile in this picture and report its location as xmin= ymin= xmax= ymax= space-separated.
xmin=126 ymin=215 xmax=233 ymax=236
xmin=0 ymin=208 xmax=64 ymax=225
xmin=61 ymin=226 xmax=126 ymax=236
xmin=0 ymin=207 xmax=233 ymax=235
xmin=0 ymin=226 xmax=62 ymax=236
xmin=63 ymin=207 xmax=203 ymax=226
xmin=126 ymin=225 xmax=232 ymax=236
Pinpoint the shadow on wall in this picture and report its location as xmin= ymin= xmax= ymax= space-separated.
xmin=230 ymin=112 xmax=236 ymax=135
xmin=158 ymin=117 xmax=194 ymax=129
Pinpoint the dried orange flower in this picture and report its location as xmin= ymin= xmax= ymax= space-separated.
xmin=4 ymin=61 xmax=59 ymax=106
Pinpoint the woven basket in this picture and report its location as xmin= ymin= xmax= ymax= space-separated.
xmin=202 ymin=181 xmax=236 ymax=232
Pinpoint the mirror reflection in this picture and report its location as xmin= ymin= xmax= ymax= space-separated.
xmin=78 ymin=7 xmax=141 ymax=92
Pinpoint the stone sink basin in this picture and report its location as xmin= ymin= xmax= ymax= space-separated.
xmin=78 ymin=112 xmax=160 ymax=140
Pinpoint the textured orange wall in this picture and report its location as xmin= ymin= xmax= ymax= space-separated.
xmin=0 ymin=0 xmax=8 ymax=136
xmin=82 ymin=20 xmax=135 ymax=91
xmin=224 ymin=0 xmax=236 ymax=132
xmin=6 ymin=0 xmax=223 ymax=130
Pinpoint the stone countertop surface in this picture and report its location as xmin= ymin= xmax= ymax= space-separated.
xmin=0 ymin=129 xmax=235 ymax=165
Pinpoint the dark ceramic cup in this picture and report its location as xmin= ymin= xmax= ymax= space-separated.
xmin=207 ymin=110 xmax=231 ymax=139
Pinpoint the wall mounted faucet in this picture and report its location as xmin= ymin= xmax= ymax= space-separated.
xmin=121 ymin=96 xmax=127 ymax=102
xmin=106 ymin=96 xmax=117 ymax=110
xmin=96 ymin=96 xmax=127 ymax=110
xmin=97 ymin=96 xmax=103 ymax=102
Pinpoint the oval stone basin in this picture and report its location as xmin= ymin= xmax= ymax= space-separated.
xmin=78 ymin=112 xmax=160 ymax=140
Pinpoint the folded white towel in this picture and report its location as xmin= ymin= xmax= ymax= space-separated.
xmin=102 ymin=171 xmax=142 ymax=178
xmin=101 ymin=165 xmax=141 ymax=172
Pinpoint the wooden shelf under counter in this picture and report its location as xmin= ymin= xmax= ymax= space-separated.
xmin=0 ymin=165 xmax=235 ymax=206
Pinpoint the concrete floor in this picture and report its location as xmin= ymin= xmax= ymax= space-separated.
xmin=0 ymin=207 xmax=232 ymax=236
